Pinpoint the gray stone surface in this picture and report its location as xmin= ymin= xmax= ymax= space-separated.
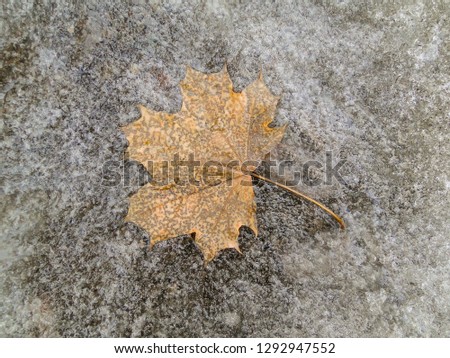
xmin=1 ymin=0 xmax=449 ymax=337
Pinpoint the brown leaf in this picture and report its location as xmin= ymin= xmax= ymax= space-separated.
xmin=122 ymin=65 xmax=286 ymax=262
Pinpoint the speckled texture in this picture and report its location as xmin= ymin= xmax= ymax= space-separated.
xmin=123 ymin=66 xmax=285 ymax=262
xmin=1 ymin=0 xmax=449 ymax=337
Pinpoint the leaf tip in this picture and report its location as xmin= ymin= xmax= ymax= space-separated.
xmin=137 ymin=104 xmax=147 ymax=114
xmin=258 ymin=65 xmax=264 ymax=81
xmin=222 ymin=61 xmax=228 ymax=73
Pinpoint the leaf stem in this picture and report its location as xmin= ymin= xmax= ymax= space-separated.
xmin=250 ymin=172 xmax=346 ymax=229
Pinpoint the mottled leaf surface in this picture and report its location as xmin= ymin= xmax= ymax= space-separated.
xmin=122 ymin=66 xmax=286 ymax=261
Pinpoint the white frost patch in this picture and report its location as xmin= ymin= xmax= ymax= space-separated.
xmin=366 ymin=289 xmax=387 ymax=315
xmin=221 ymin=311 xmax=240 ymax=328
xmin=38 ymin=48 xmax=57 ymax=69
xmin=410 ymin=25 xmax=443 ymax=68
xmin=415 ymin=26 xmax=442 ymax=62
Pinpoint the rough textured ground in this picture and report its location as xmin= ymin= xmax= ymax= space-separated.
xmin=1 ymin=0 xmax=449 ymax=337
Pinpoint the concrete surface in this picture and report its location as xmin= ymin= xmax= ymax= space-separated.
xmin=1 ymin=0 xmax=449 ymax=337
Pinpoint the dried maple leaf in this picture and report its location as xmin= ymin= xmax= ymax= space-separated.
xmin=122 ymin=65 xmax=286 ymax=262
